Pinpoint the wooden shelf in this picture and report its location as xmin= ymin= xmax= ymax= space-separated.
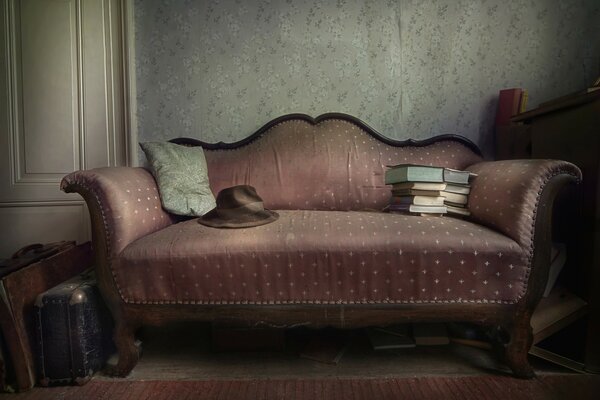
xmin=511 ymin=88 xmax=600 ymax=123
xmin=531 ymin=287 xmax=587 ymax=344
xmin=503 ymin=89 xmax=600 ymax=373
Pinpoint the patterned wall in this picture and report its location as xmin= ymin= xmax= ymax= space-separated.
xmin=134 ymin=0 xmax=600 ymax=157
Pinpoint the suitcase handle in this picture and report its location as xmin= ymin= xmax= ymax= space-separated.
xmin=12 ymin=243 xmax=44 ymax=258
xmin=11 ymin=241 xmax=73 ymax=259
xmin=1 ymin=242 xmax=76 ymax=278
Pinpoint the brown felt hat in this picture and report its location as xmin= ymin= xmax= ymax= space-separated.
xmin=198 ymin=185 xmax=279 ymax=228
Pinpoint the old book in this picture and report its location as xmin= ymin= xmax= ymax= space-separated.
xmin=374 ymin=325 xmax=412 ymax=338
xmin=446 ymin=205 xmax=471 ymax=216
xmin=412 ymin=323 xmax=450 ymax=346
xmin=543 ymin=244 xmax=566 ymax=297
xmin=519 ymin=89 xmax=529 ymax=113
xmin=390 ymin=195 xmax=445 ymax=206
xmin=441 ymin=191 xmax=468 ymax=205
xmin=529 ymin=345 xmax=585 ymax=373
xmin=444 ymin=183 xmax=471 ymax=195
xmin=300 ymin=331 xmax=348 ymax=365
xmin=445 ymin=201 xmax=468 ymax=209
xmin=530 ymin=317 xmax=588 ymax=373
xmin=385 ymin=164 xmax=444 ymax=185
xmin=385 ymin=165 xmax=475 ymax=186
xmin=531 ymin=286 xmax=587 ymax=344
xmin=392 ymin=189 xmax=444 ymax=197
xmin=442 ymin=168 xmax=477 ymax=185
xmin=367 ymin=326 xmax=415 ymax=350
xmin=449 ymin=337 xmax=492 ymax=350
xmin=495 ymin=88 xmax=523 ymax=126
xmin=387 ymin=204 xmax=447 ymax=214
xmin=391 ymin=182 xmax=447 ymax=191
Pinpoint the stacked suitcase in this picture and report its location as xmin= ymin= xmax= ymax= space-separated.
xmin=0 ymin=241 xmax=92 ymax=391
xmin=34 ymin=272 xmax=113 ymax=386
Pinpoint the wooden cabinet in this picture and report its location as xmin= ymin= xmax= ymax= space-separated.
xmin=511 ymin=90 xmax=600 ymax=373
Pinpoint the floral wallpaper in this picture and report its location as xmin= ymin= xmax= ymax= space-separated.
xmin=134 ymin=0 xmax=600 ymax=158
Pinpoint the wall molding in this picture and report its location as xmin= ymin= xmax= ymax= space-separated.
xmin=0 ymin=200 xmax=86 ymax=208
xmin=1 ymin=0 xmax=127 ymax=203
xmin=75 ymin=0 xmax=85 ymax=171
xmin=123 ymin=0 xmax=137 ymax=167
xmin=0 ymin=0 xmax=127 ymax=255
xmin=3 ymin=0 xmax=17 ymax=187
xmin=6 ymin=0 xmax=82 ymax=185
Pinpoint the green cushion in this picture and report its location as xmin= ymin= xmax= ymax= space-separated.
xmin=140 ymin=142 xmax=216 ymax=216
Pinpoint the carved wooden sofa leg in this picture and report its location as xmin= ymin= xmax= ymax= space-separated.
xmin=502 ymin=313 xmax=535 ymax=379
xmin=106 ymin=321 xmax=141 ymax=377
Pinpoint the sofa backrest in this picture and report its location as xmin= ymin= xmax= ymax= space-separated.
xmin=199 ymin=115 xmax=482 ymax=211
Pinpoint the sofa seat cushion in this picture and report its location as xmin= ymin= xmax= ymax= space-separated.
xmin=114 ymin=210 xmax=528 ymax=305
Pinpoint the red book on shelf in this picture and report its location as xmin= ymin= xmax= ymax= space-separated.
xmin=495 ymin=88 xmax=523 ymax=126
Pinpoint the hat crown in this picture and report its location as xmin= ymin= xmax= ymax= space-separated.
xmin=215 ymin=185 xmax=261 ymax=209
xmin=198 ymin=185 xmax=278 ymax=228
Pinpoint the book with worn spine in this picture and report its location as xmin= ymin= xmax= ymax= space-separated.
xmin=367 ymin=326 xmax=415 ymax=350
xmin=392 ymin=189 xmax=444 ymax=197
xmin=444 ymin=183 xmax=471 ymax=195
xmin=496 ymin=88 xmax=523 ymax=126
xmin=385 ymin=164 xmax=476 ymax=185
xmin=441 ymin=191 xmax=468 ymax=205
xmin=387 ymin=204 xmax=447 ymax=214
xmin=384 ymin=164 xmax=444 ymax=185
xmin=413 ymin=323 xmax=450 ymax=346
xmin=390 ymin=182 xmax=447 ymax=191
xmin=384 ymin=164 xmax=475 ymax=216
xmin=443 ymin=168 xmax=476 ymax=185
xmin=390 ymin=195 xmax=445 ymax=206
xmin=446 ymin=205 xmax=471 ymax=216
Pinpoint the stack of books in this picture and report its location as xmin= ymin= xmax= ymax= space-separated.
xmin=384 ymin=164 xmax=476 ymax=216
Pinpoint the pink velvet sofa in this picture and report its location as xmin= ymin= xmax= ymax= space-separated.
xmin=61 ymin=113 xmax=580 ymax=378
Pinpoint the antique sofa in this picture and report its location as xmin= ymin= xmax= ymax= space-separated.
xmin=61 ymin=113 xmax=581 ymax=378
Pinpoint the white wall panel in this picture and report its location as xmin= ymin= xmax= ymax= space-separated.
xmin=20 ymin=0 xmax=79 ymax=178
xmin=0 ymin=0 xmax=126 ymax=258
xmin=0 ymin=203 xmax=90 ymax=257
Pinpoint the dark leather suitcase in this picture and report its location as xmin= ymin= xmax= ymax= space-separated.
xmin=34 ymin=273 xmax=113 ymax=386
xmin=0 ymin=241 xmax=91 ymax=391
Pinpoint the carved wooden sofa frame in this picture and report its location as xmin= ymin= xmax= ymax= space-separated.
xmin=61 ymin=113 xmax=581 ymax=378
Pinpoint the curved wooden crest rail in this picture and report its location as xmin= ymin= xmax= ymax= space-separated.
xmin=170 ymin=112 xmax=483 ymax=157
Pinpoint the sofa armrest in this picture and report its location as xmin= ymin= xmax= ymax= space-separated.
xmin=61 ymin=167 xmax=176 ymax=257
xmin=466 ymin=159 xmax=581 ymax=251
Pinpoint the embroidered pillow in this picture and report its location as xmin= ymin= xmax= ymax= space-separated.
xmin=140 ymin=141 xmax=216 ymax=216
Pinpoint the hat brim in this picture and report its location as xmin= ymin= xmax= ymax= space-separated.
xmin=197 ymin=209 xmax=279 ymax=229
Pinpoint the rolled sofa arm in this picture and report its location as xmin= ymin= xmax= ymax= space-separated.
xmin=466 ymin=159 xmax=581 ymax=251
xmin=61 ymin=167 xmax=176 ymax=257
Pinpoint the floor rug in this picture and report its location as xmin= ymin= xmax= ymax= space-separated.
xmin=4 ymin=374 xmax=600 ymax=400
